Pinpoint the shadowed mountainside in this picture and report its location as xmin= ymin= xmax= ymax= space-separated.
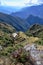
xmin=26 ymin=15 xmax=43 ymax=25
xmin=0 ymin=12 xmax=30 ymax=32
xmin=0 ymin=13 xmax=43 ymax=32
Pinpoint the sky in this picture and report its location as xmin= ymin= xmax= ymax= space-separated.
xmin=0 ymin=0 xmax=43 ymax=7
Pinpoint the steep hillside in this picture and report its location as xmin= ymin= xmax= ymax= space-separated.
xmin=12 ymin=4 xmax=43 ymax=19
xmin=0 ymin=22 xmax=16 ymax=45
xmin=26 ymin=15 xmax=43 ymax=25
xmin=0 ymin=22 xmax=36 ymax=65
xmin=0 ymin=13 xmax=30 ymax=31
xmin=25 ymin=24 xmax=43 ymax=45
xmin=0 ymin=22 xmax=16 ymax=33
xmin=25 ymin=24 xmax=43 ymax=37
xmin=0 ymin=23 xmax=39 ymax=47
xmin=0 ymin=13 xmax=43 ymax=32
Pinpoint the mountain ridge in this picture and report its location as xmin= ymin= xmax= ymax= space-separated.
xmin=26 ymin=15 xmax=43 ymax=25
xmin=25 ymin=24 xmax=43 ymax=38
xmin=0 ymin=12 xmax=30 ymax=31
xmin=0 ymin=12 xmax=43 ymax=32
xmin=11 ymin=4 xmax=43 ymax=19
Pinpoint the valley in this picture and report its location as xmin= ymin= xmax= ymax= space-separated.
xmin=0 ymin=4 xmax=43 ymax=65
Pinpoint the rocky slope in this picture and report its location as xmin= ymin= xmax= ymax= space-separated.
xmin=0 ymin=22 xmax=37 ymax=65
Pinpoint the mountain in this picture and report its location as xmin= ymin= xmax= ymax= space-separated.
xmin=25 ymin=24 xmax=43 ymax=37
xmin=0 ymin=12 xmax=43 ymax=31
xmin=0 ymin=12 xmax=30 ymax=31
xmin=11 ymin=4 xmax=43 ymax=19
xmin=29 ymin=24 xmax=43 ymax=45
xmin=26 ymin=15 xmax=43 ymax=25
xmin=0 ymin=22 xmax=36 ymax=65
xmin=0 ymin=22 xmax=16 ymax=46
xmin=25 ymin=24 xmax=43 ymax=45
xmin=0 ymin=22 xmax=16 ymax=33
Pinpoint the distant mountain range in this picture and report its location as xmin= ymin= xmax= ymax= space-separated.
xmin=11 ymin=4 xmax=43 ymax=19
xmin=0 ymin=4 xmax=43 ymax=19
xmin=0 ymin=6 xmax=21 ymax=14
xmin=0 ymin=13 xmax=30 ymax=31
xmin=26 ymin=15 xmax=43 ymax=25
xmin=0 ymin=4 xmax=43 ymax=31
xmin=0 ymin=12 xmax=43 ymax=31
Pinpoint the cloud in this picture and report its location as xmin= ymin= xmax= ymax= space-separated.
xmin=25 ymin=0 xmax=43 ymax=6
xmin=0 ymin=0 xmax=43 ymax=7
xmin=0 ymin=0 xmax=30 ymax=7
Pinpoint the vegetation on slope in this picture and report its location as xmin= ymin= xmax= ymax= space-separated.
xmin=0 ymin=22 xmax=43 ymax=65
xmin=0 ymin=22 xmax=36 ymax=65
xmin=25 ymin=24 xmax=43 ymax=45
